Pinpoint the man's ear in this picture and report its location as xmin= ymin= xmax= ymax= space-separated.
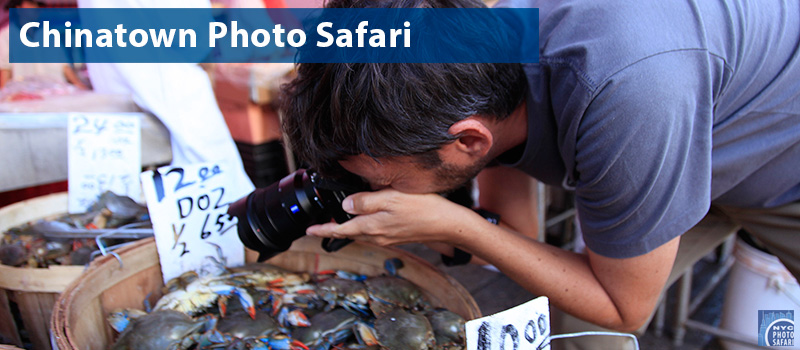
xmin=444 ymin=117 xmax=494 ymax=159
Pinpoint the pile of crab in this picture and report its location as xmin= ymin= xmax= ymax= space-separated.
xmin=1 ymin=191 xmax=150 ymax=268
xmin=108 ymin=259 xmax=466 ymax=350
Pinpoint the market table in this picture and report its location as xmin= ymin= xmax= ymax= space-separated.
xmin=0 ymin=93 xmax=172 ymax=193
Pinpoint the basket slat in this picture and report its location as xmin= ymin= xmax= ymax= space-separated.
xmin=0 ymin=291 xmax=21 ymax=346
xmin=0 ymin=193 xmax=85 ymax=350
xmin=14 ymin=292 xmax=57 ymax=350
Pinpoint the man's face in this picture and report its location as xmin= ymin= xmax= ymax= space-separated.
xmin=339 ymin=153 xmax=488 ymax=195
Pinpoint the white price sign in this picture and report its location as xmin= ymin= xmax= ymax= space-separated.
xmin=67 ymin=113 xmax=142 ymax=213
xmin=140 ymin=162 xmax=252 ymax=283
xmin=466 ymin=297 xmax=551 ymax=350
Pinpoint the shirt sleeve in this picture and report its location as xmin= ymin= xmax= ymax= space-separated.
xmin=573 ymin=50 xmax=714 ymax=258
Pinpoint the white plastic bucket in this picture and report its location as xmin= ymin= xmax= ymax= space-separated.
xmin=720 ymin=238 xmax=800 ymax=349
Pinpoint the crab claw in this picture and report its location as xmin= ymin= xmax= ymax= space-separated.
xmin=383 ymin=258 xmax=404 ymax=277
xmin=278 ymin=307 xmax=311 ymax=327
xmin=218 ymin=295 xmax=229 ymax=317
xmin=316 ymin=270 xmax=367 ymax=282
xmin=291 ymin=339 xmax=311 ymax=350
xmin=229 ymin=287 xmax=256 ymax=319
xmin=259 ymin=335 xmax=310 ymax=350
xmin=289 ymin=309 xmax=311 ymax=327
xmin=271 ymin=295 xmax=283 ymax=316
xmin=353 ymin=320 xmax=380 ymax=346
xmin=107 ymin=308 xmax=147 ymax=333
xmin=216 ymin=286 xmax=256 ymax=319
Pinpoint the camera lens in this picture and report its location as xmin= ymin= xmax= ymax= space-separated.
xmin=227 ymin=169 xmax=359 ymax=261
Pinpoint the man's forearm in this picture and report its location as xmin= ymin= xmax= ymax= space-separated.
xmin=451 ymin=216 xmax=675 ymax=332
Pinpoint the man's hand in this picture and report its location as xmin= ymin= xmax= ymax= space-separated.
xmin=306 ymin=189 xmax=482 ymax=246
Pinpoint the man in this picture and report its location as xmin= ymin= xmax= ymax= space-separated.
xmin=281 ymin=0 xmax=800 ymax=339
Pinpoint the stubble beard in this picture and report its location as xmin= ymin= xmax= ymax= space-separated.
xmin=433 ymin=156 xmax=492 ymax=195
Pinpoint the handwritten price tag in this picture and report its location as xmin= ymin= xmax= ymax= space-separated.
xmin=140 ymin=162 xmax=252 ymax=283
xmin=466 ymin=296 xmax=551 ymax=350
xmin=67 ymin=113 xmax=142 ymax=214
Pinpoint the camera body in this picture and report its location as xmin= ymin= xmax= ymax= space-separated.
xmin=227 ymin=168 xmax=364 ymax=261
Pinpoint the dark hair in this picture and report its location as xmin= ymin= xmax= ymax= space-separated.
xmin=280 ymin=0 xmax=528 ymax=176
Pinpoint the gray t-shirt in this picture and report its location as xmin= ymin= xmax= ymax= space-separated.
xmin=495 ymin=0 xmax=800 ymax=258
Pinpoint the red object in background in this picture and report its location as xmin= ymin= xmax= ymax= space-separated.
xmin=40 ymin=0 xmax=77 ymax=8
xmin=263 ymin=0 xmax=287 ymax=7
xmin=0 ymin=181 xmax=67 ymax=208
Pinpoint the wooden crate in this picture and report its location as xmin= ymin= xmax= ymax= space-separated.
xmin=0 ymin=193 xmax=85 ymax=350
xmin=51 ymin=237 xmax=481 ymax=350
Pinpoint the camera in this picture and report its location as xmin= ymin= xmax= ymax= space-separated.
xmin=227 ymin=168 xmax=368 ymax=262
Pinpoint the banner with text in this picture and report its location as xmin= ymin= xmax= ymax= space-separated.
xmin=9 ymin=7 xmax=538 ymax=63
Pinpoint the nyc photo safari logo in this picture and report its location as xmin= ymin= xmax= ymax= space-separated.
xmin=759 ymin=310 xmax=795 ymax=346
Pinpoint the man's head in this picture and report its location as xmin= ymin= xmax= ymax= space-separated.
xmin=281 ymin=0 xmax=527 ymax=192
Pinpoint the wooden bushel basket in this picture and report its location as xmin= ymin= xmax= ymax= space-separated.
xmin=0 ymin=193 xmax=85 ymax=350
xmin=50 ymin=236 xmax=481 ymax=350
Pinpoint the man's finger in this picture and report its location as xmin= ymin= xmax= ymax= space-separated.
xmin=306 ymin=222 xmax=340 ymax=237
xmin=343 ymin=190 xmax=397 ymax=215
xmin=307 ymin=220 xmax=363 ymax=239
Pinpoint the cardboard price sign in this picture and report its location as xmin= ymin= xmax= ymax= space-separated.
xmin=140 ymin=162 xmax=252 ymax=283
xmin=67 ymin=113 xmax=142 ymax=213
xmin=466 ymin=296 xmax=551 ymax=350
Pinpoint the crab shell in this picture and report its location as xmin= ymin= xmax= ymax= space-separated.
xmin=293 ymin=308 xmax=358 ymax=349
xmin=216 ymin=309 xmax=283 ymax=339
xmin=426 ymin=309 xmax=466 ymax=346
xmin=364 ymin=276 xmax=430 ymax=316
xmin=375 ymin=308 xmax=436 ymax=350
xmin=317 ymin=277 xmax=369 ymax=314
xmin=109 ymin=310 xmax=206 ymax=350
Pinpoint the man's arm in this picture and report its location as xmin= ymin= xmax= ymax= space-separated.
xmin=63 ymin=65 xmax=88 ymax=90
xmin=426 ymin=166 xmax=541 ymax=266
xmin=460 ymin=213 xmax=679 ymax=331
xmin=477 ymin=166 xmax=541 ymax=240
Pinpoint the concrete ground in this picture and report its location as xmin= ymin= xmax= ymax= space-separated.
xmin=396 ymin=243 xmax=734 ymax=350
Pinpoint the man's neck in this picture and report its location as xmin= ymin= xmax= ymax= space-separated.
xmin=488 ymin=101 xmax=528 ymax=160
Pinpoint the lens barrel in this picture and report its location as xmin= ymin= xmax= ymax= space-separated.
xmin=227 ymin=169 xmax=356 ymax=261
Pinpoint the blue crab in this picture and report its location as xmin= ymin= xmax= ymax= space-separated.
xmin=107 ymin=308 xmax=148 ymax=333
xmin=108 ymin=309 xmax=215 ymax=350
xmin=211 ymin=309 xmax=309 ymax=350
xmin=426 ymin=309 xmax=466 ymax=349
xmin=316 ymin=277 xmax=370 ymax=316
xmin=353 ymin=308 xmax=436 ymax=350
xmin=374 ymin=308 xmax=436 ymax=350
xmin=153 ymin=274 xmax=256 ymax=319
xmin=364 ymin=276 xmax=430 ymax=316
xmin=228 ymin=264 xmax=312 ymax=293
xmin=293 ymin=308 xmax=359 ymax=350
xmin=162 ymin=270 xmax=200 ymax=294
